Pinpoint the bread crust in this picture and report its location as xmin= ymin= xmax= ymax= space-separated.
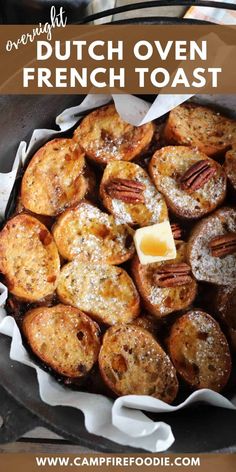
xmin=224 ymin=148 xmax=236 ymax=192
xmin=99 ymin=324 xmax=178 ymax=402
xmin=187 ymin=207 xmax=236 ymax=285
xmin=132 ymin=241 xmax=197 ymax=319
xmin=149 ymin=146 xmax=226 ymax=219
xmin=52 ymin=200 xmax=135 ymax=264
xmin=167 ymin=310 xmax=231 ymax=392
xmin=214 ymin=286 xmax=236 ymax=351
xmin=22 ymin=304 xmax=100 ymax=378
xmin=164 ymin=103 xmax=236 ymax=156
xmin=57 ymin=261 xmax=140 ymax=325
xmin=21 ymin=138 xmax=86 ymax=216
xmin=73 ymin=104 xmax=154 ymax=165
xmin=0 ymin=214 xmax=60 ymax=301
xmin=100 ymin=160 xmax=168 ymax=226
xmin=131 ymin=313 xmax=160 ymax=335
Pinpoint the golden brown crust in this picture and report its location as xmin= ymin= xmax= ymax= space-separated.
xmin=52 ymin=201 xmax=135 ymax=264
xmin=224 ymin=148 xmax=236 ymax=191
xmin=21 ymin=138 xmax=86 ymax=216
xmin=164 ymin=103 xmax=236 ymax=156
xmin=167 ymin=310 xmax=231 ymax=392
xmin=73 ymin=104 xmax=154 ymax=165
xmin=22 ymin=304 xmax=100 ymax=378
xmin=99 ymin=324 xmax=178 ymax=402
xmin=100 ymin=161 xmax=168 ymax=227
xmin=0 ymin=214 xmax=60 ymax=302
xmin=214 ymin=285 xmax=236 ymax=351
xmin=57 ymin=261 xmax=140 ymax=325
xmin=131 ymin=313 xmax=160 ymax=335
xmin=132 ymin=241 xmax=197 ymax=319
xmin=149 ymin=146 xmax=226 ymax=219
xmin=187 ymin=207 xmax=236 ymax=286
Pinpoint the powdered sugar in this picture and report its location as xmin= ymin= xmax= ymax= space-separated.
xmin=189 ymin=208 xmax=236 ymax=286
xmin=104 ymin=161 xmax=168 ymax=226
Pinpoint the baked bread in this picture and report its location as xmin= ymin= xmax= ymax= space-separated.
xmin=73 ymin=104 xmax=154 ymax=165
xmin=132 ymin=313 xmax=160 ymax=335
xmin=100 ymin=161 xmax=168 ymax=226
xmin=187 ymin=207 xmax=236 ymax=286
xmin=149 ymin=146 xmax=226 ymax=219
xmin=167 ymin=310 xmax=231 ymax=392
xmin=132 ymin=241 xmax=197 ymax=319
xmin=22 ymin=304 xmax=100 ymax=378
xmin=52 ymin=201 xmax=135 ymax=264
xmin=164 ymin=103 xmax=236 ymax=156
xmin=214 ymin=285 xmax=236 ymax=351
xmin=0 ymin=214 xmax=60 ymax=301
xmin=21 ymin=138 xmax=87 ymax=216
xmin=98 ymin=324 xmax=178 ymax=402
xmin=224 ymin=148 xmax=236 ymax=192
xmin=57 ymin=261 xmax=140 ymax=325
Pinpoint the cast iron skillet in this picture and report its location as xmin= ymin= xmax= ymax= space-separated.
xmin=0 ymin=2 xmax=236 ymax=452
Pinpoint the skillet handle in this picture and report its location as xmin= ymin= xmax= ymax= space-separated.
xmin=0 ymin=385 xmax=41 ymax=444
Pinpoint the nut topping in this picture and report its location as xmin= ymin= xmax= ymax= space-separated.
xmin=179 ymin=160 xmax=216 ymax=193
xmin=209 ymin=233 xmax=236 ymax=258
xmin=171 ymin=223 xmax=182 ymax=240
xmin=153 ymin=263 xmax=192 ymax=287
xmin=105 ymin=178 xmax=145 ymax=203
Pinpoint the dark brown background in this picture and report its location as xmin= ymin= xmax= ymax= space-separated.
xmin=0 ymin=25 xmax=236 ymax=94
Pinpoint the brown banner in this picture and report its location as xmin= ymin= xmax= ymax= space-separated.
xmin=0 ymin=25 xmax=236 ymax=94
xmin=0 ymin=453 xmax=236 ymax=472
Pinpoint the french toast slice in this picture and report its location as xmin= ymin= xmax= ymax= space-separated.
xmin=164 ymin=103 xmax=236 ymax=156
xmin=149 ymin=146 xmax=226 ymax=219
xmin=98 ymin=324 xmax=178 ymax=402
xmin=52 ymin=201 xmax=135 ymax=264
xmin=73 ymin=104 xmax=154 ymax=165
xmin=132 ymin=241 xmax=197 ymax=319
xmin=214 ymin=285 xmax=236 ymax=351
xmin=167 ymin=310 xmax=231 ymax=392
xmin=57 ymin=261 xmax=140 ymax=325
xmin=0 ymin=214 xmax=60 ymax=302
xmin=100 ymin=160 xmax=168 ymax=226
xmin=21 ymin=138 xmax=86 ymax=216
xmin=224 ymin=147 xmax=236 ymax=192
xmin=187 ymin=207 xmax=236 ymax=286
xmin=22 ymin=304 xmax=100 ymax=378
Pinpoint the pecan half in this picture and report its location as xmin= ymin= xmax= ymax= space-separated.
xmin=209 ymin=233 xmax=236 ymax=258
xmin=179 ymin=160 xmax=216 ymax=193
xmin=153 ymin=263 xmax=192 ymax=288
xmin=171 ymin=223 xmax=182 ymax=240
xmin=105 ymin=178 xmax=145 ymax=203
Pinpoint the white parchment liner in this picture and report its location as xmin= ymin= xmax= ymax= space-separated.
xmin=0 ymin=93 xmax=236 ymax=452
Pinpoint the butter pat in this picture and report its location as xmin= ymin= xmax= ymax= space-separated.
xmin=134 ymin=221 xmax=176 ymax=265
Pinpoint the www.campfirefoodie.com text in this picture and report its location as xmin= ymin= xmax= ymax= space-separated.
xmin=35 ymin=456 xmax=201 ymax=467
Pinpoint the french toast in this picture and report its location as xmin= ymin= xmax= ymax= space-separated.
xmin=98 ymin=324 xmax=178 ymax=402
xmin=132 ymin=241 xmax=197 ymax=319
xmin=22 ymin=304 xmax=100 ymax=378
xmin=21 ymin=138 xmax=87 ymax=216
xmin=167 ymin=310 xmax=231 ymax=392
xmin=73 ymin=104 xmax=154 ymax=165
xmin=52 ymin=201 xmax=134 ymax=264
xmin=224 ymin=148 xmax=236 ymax=192
xmin=57 ymin=261 xmax=140 ymax=325
xmin=187 ymin=207 xmax=236 ymax=286
xmin=214 ymin=285 xmax=236 ymax=351
xmin=100 ymin=160 xmax=168 ymax=226
xmin=0 ymin=214 xmax=60 ymax=301
xmin=132 ymin=313 xmax=160 ymax=335
xmin=164 ymin=103 xmax=236 ymax=156
xmin=149 ymin=146 xmax=226 ymax=219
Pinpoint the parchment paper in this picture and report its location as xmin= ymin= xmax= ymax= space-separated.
xmin=0 ymin=93 xmax=236 ymax=452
